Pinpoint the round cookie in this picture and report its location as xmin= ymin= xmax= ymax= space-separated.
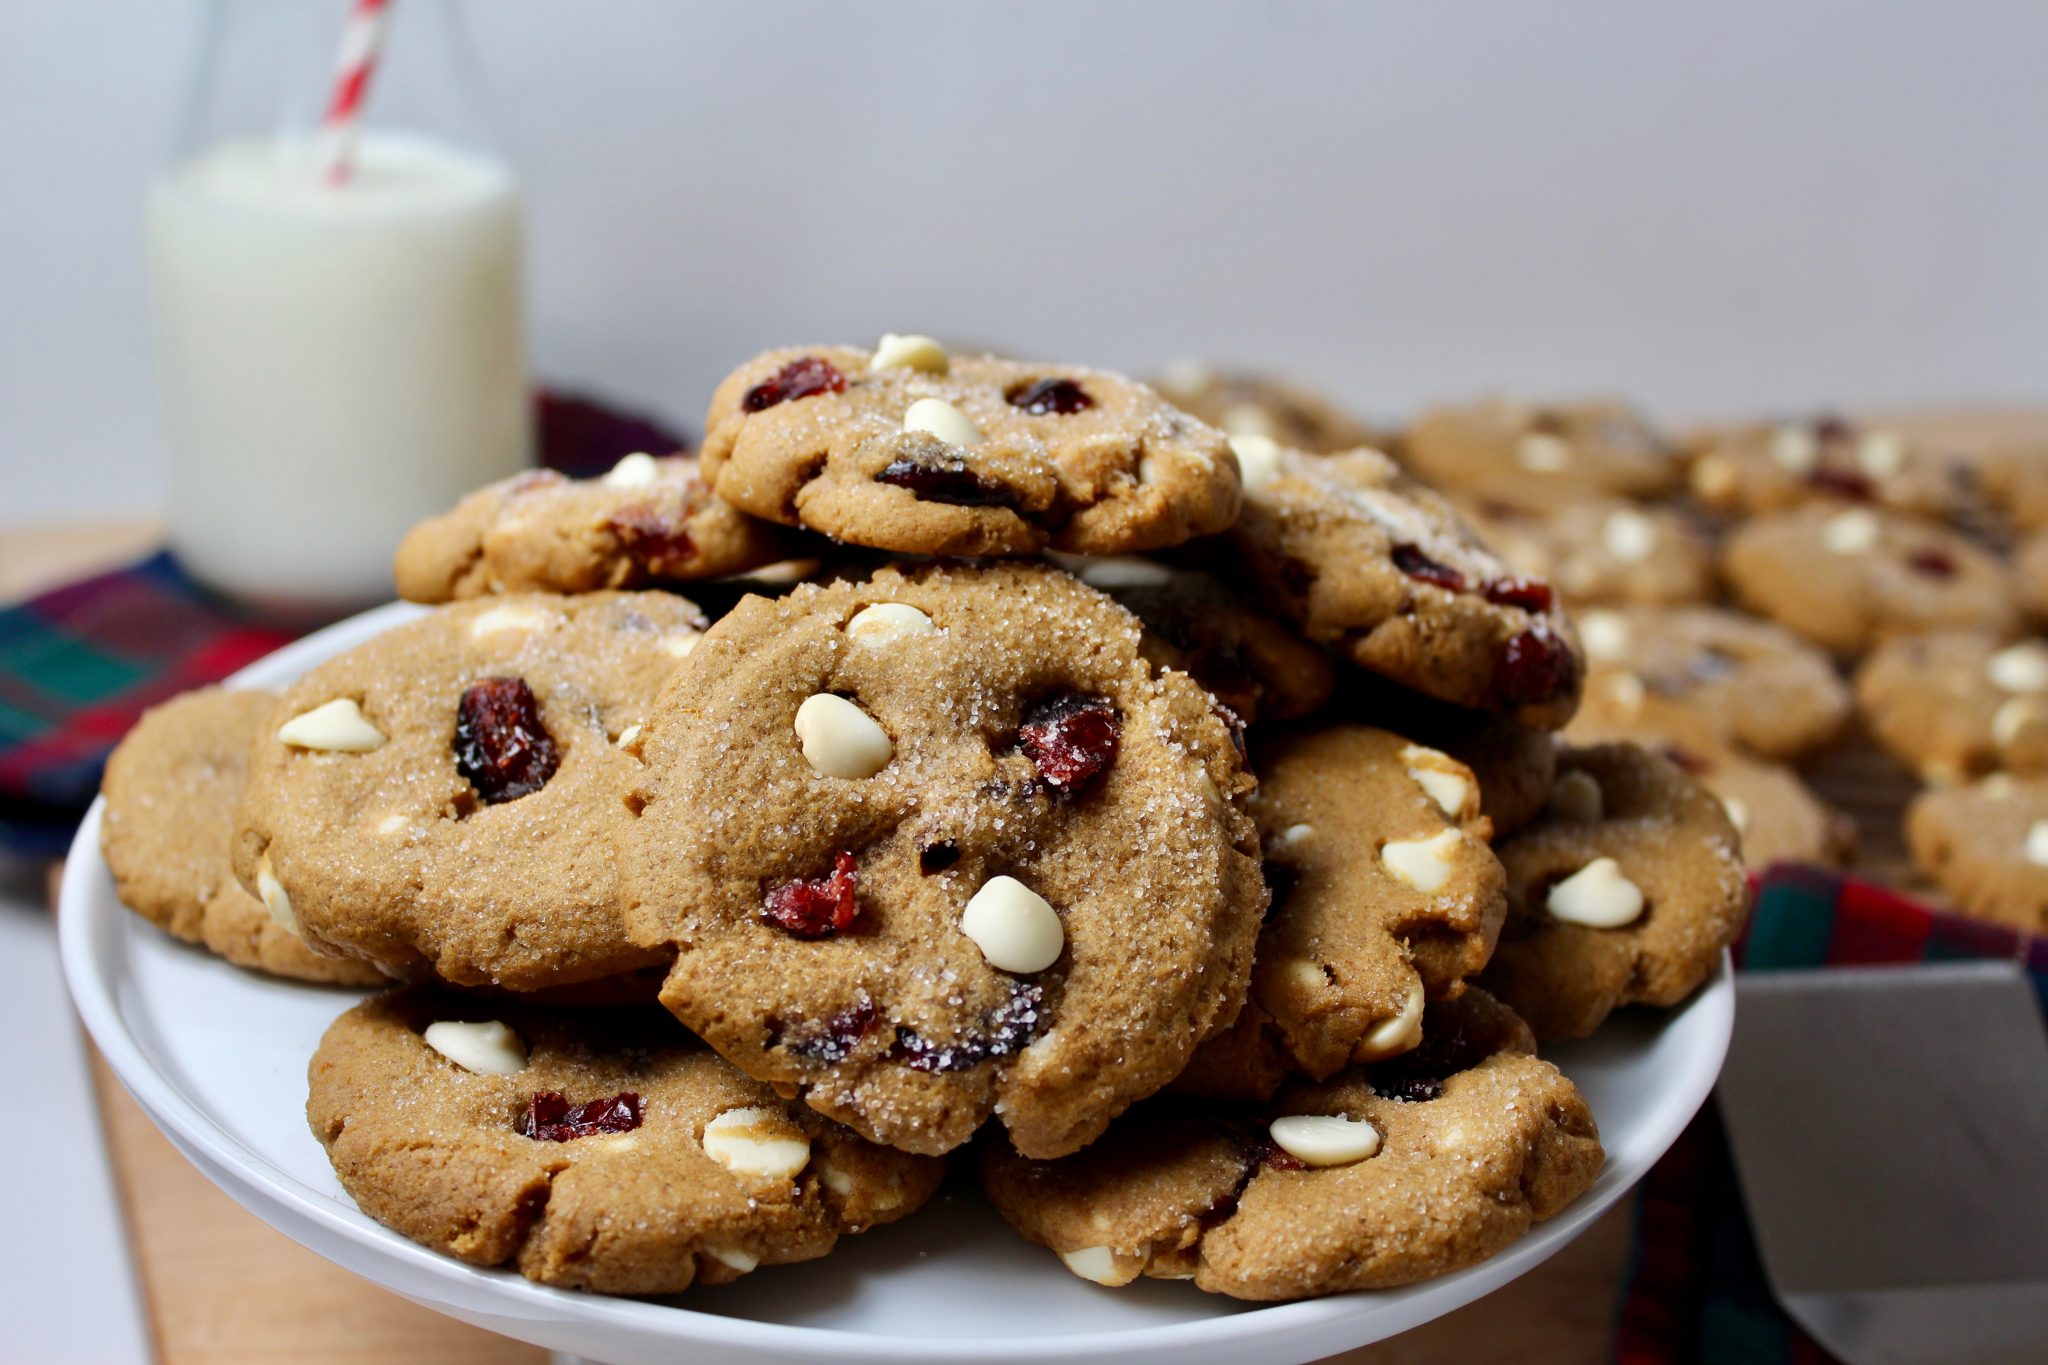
xmin=1687 ymin=416 xmax=1967 ymax=519
xmin=308 ymin=988 xmax=944 ymax=1293
xmin=1686 ymin=748 xmax=1856 ymax=871
xmin=233 ymin=593 xmax=704 ymax=991
xmin=1150 ymin=360 xmax=1381 ymax=454
xmin=1905 ymin=774 xmax=2048 ymax=930
xmin=1477 ymin=744 xmax=1750 ymax=1041
xmin=1403 ymin=397 xmax=1681 ymax=505
xmin=698 ymin=342 xmax=1239 ymax=557
xmin=980 ymin=988 xmax=1603 ymax=1301
xmin=100 ymin=689 xmax=385 ymax=986
xmin=619 ymin=564 xmax=1266 ymax=1159
xmin=1855 ymin=633 xmax=2048 ymax=783
xmin=1453 ymin=495 xmax=1717 ymax=608
xmin=1176 ymin=725 xmax=1505 ymax=1100
xmin=1209 ymin=441 xmax=1584 ymax=729
xmin=1571 ymin=604 xmax=1853 ymax=763
xmin=1981 ymin=441 xmax=2048 ymax=532
xmin=393 ymin=456 xmax=794 ymax=603
xmin=1722 ymin=504 xmax=2017 ymax=658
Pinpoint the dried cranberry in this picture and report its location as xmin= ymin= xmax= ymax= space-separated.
xmin=1392 ymin=543 xmax=1466 ymax=592
xmin=918 ymin=841 xmax=961 ymax=875
xmin=1369 ymin=1011 xmax=1490 ymax=1103
xmin=1253 ymin=1139 xmax=1307 ymax=1172
xmin=1018 ymin=693 xmax=1121 ymax=792
xmin=1806 ymin=468 xmax=1874 ymax=500
xmin=1006 ymin=377 xmax=1094 ymax=416
xmin=877 ymin=455 xmax=1015 ymax=507
xmin=520 ymin=1090 xmax=643 ymax=1141
xmin=762 ymin=851 xmax=860 ymax=938
xmin=1494 ymin=628 xmax=1579 ymax=711
xmin=455 ymin=677 xmax=560 ymax=804
xmin=1372 ymin=1077 xmax=1445 ymax=1104
xmin=1907 ymin=547 xmax=1958 ymax=579
xmin=786 ymin=998 xmax=878 ymax=1062
xmin=742 ymin=356 xmax=846 ymax=413
xmin=609 ymin=501 xmax=697 ymax=576
xmin=1660 ymin=745 xmax=1713 ymax=776
xmin=1483 ymin=577 xmax=1554 ymax=613
xmin=895 ymin=984 xmax=1044 ymax=1073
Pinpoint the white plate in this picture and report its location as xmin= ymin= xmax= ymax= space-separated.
xmin=60 ymin=601 xmax=1734 ymax=1365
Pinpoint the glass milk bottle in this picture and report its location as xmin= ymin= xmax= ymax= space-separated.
xmin=150 ymin=0 xmax=529 ymax=612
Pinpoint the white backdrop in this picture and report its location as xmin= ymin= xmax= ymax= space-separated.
xmin=5 ymin=0 xmax=2046 ymax=524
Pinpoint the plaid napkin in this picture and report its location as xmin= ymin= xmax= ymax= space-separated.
xmin=1613 ymin=866 xmax=2048 ymax=1364
xmin=0 ymin=390 xmax=683 ymax=857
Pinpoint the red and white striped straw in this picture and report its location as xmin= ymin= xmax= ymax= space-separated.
xmin=315 ymin=0 xmax=393 ymax=186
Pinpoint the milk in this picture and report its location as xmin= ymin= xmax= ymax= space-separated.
xmin=149 ymin=132 xmax=528 ymax=610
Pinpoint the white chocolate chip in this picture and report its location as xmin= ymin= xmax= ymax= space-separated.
xmin=704 ymin=1246 xmax=759 ymax=1275
xmin=422 ymin=1020 xmax=527 ymax=1076
xmin=468 ymin=601 xmax=556 ymax=639
xmin=1545 ymin=856 xmax=1646 ymax=928
xmin=735 ymin=557 xmax=822 ymax=586
xmin=1548 ymin=769 xmax=1605 ymax=823
xmin=1356 ymin=983 xmax=1425 ymax=1060
xmin=1271 ymin=822 xmax=1315 ymax=851
xmin=1721 ymin=795 xmax=1750 ymax=834
xmin=1517 ymin=432 xmax=1571 ymax=472
xmin=1227 ymin=433 xmax=1284 ymax=491
xmin=1059 ymin=1245 xmax=1141 ymax=1287
xmin=959 ymin=875 xmax=1064 ymax=973
xmin=662 ymin=632 xmax=699 ymax=659
xmin=254 ymin=855 xmax=298 ymax=935
xmin=701 ymin=1106 xmax=811 ymax=1182
xmin=2026 ymin=821 xmax=2048 ymax=868
xmin=870 ymin=333 xmax=950 ymax=374
xmin=1602 ymin=508 xmax=1659 ymax=563
xmin=819 ymin=1165 xmax=855 ymax=1197
xmin=1601 ymin=670 xmax=1647 ymax=715
xmin=1399 ymin=744 xmax=1473 ymax=819
xmin=1219 ymin=402 xmax=1276 ymax=440
xmin=1049 ymin=553 xmax=1177 ymax=590
xmin=1287 ymin=959 xmax=1327 ymax=992
xmin=1268 ymin=1114 xmax=1383 ymax=1168
xmin=1822 ymin=508 xmax=1881 ymax=555
xmin=1992 ymin=696 xmax=2048 ymax=748
xmin=602 ymin=451 xmax=661 ymax=490
xmin=616 ymin=723 xmax=642 ymax=749
xmin=846 ymin=602 xmax=937 ymax=645
xmin=1379 ymin=828 xmax=1466 ymax=894
xmin=902 ymin=397 xmax=984 ymax=447
xmin=1988 ymin=641 xmax=2048 ymax=694
xmin=793 ymin=694 xmax=893 ymax=780
xmin=1691 ymin=454 xmax=1739 ymax=500
xmin=276 ymin=698 xmax=385 ymax=753
xmin=1578 ymin=609 xmax=1632 ymax=662
xmin=1857 ymin=429 xmax=1906 ymax=478
xmin=1770 ymin=424 xmax=1819 ymax=473
xmin=1980 ymin=772 xmax=2018 ymax=800
xmin=375 ymin=813 xmax=407 ymax=835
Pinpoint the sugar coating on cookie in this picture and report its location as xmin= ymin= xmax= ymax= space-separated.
xmin=981 ymin=989 xmax=1603 ymax=1301
xmin=1906 ymin=775 xmax=2048 ymax=931
xmin=619 ymin=564 xmax=1266 ymax=1159
xmin=100 ymin=688 xmax=386 ymax=986
xmin=697 ymin=344 xmax=1240 ymax=557
xmin=233 ymin=593 xmax=706 ymax=991
xmin=308 ymin=989 xmax=944 ymax=1294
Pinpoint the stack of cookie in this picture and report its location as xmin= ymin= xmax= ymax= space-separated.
xmin=99 ymin=338 xmax=1755 ymax=1303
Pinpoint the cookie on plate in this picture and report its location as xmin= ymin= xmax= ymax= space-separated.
xmin=1855 ymin=633 xmax=2048 ymax=783
xmin=100 ymin=688 xmax=385 ymax=986
xmin=981 ymin=988 xmax=1602 ymax=1300
xmin=1571 ymin=605 xmax=1853 ymax=764
xmin=393 ymin=456 xmax=794 ymax=603
xmin=233 ymin=593 xmax=704 ymax=991
xmin=1175 ymin=725 xmax=1506 ymax=1099
xmin=1403 ymin=397 xmax=1681 ymax=505
xmin=1452 ymin=496 xmax=1717 ymax=608
xmin=1722 ymin=505 xmax=2017 ymax=657
xmin=698 ymin=341 xmax=1239 ymax=557
xmin=1150 ymin=360 xmax=1381 ymax=454
xmin=1905 ymin=774 xmax=2048 ymax=930
xmin=619 ymin=564 xmax=1266 ymax=1159
xmin=1478 ymin=744 xmax=1749 ymax=1040
xmin=309 ymin=988 xmax=944 ymax=1293
xmin=1687 ymin=416 xmax=1967 ymax=519
xmin=1209 ymin=440 xmax=1584 ymax=729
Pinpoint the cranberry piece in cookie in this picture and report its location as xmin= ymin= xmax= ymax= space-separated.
xmin=1018 ymin=693 xmax=1121 ymax=792
xmin=1007 ymin=377 xmax=1095 ymax=416
xmin=455 ymin=677 xmax=560 ymax=804
xmin=742 ymin=356 xmax=846 ymax=413
xmin=1392 ymin=543 xmax=1466 ymax=592
xmin=520 ymin=1089 xmax=643 ymax=1142
xmin=1483 ymin=577 xmax=1555 ymax=613
xmin=1494 ymin=628 xmax=1581 ymax=713
xmin=607 ymin=501 xmax=697 ymax=577
xmin=877 ymin=454 xmax=1016 ymax=508
xmin=761 ymin=851 xmax=860 ymax=939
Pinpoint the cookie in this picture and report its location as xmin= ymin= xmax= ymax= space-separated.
xmin=697 ymin=341 xmax=1239 ymax=557
xmin=1722 ymin=505 xmax=2017 ymax=657
xmin=1981 ymin=442 xmax=2048 ymax=532
xmin=1477 ymin=744 xmax=1749 ymax=1040
xmin=980 ymin=988 xmax=1603 ymax=1301
xmin=393 ymin=456 xmax=794 ymax=603
xmin=1175 ymin=725 xmax=1506 ymax=1100
xmin=1687 ymin=416 xmax=1967 ymax=519
xmin=233 ymin=593 xmax=704 ymax=991
xmin=99 ymin=689 xmax=385 ymax=986
xmin=1905 ymin=774 xmax=2048 ymax=930
xmin=1680 ymin=747 xmax=1856 ymax=871
xmin=1150 ymin=360 xmax=1381 ymax=454
xmin=2017 ymin=529 xmax=2048 ymax=623
xmin=308 ymin=987 xmax=943 ymax=1293
xmin=1855 ymin=633 xmax=2048 ymax=783
xmin=619 ymin=564 xmax=1266 ymax=1159
xmin=1452 ymin=495 xmax=1716 ymax=608
xmin=1570 ymin=605 xmax=1853 ymax=763
xmin=1208 ymin=441 xmax=1584 ymax=729
xmin=1048 ymin=553 xmax=1334 ymax=723
xmin=1403 ymin=397 xmax=1681 ymax=504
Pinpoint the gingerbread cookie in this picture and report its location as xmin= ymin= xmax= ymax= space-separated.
xmin=1208 ymin=441 xmax=1584 ymax=729
xmin=393 ymin=455 xmax=794 ymax=603
xmin=981 ymin=988 xmax=1602 ymax=1301
xmin=309 ymin=988 xmax=943 ymax=1293
xmin=619 ymin=564 xmax=1266 ymax=1159
xmin=233 ymin=593 xmax=704 ymax=991
xmin=1453 ymin=496 xmax=1716 ymax=608
xmin=1403 ymin=397 xmax=1681 ymax=505
xmin=1150 ymin=360 xmax=1381 ymax=454
xmin=1722 ymin=505 xmax=2017 ymax=657
xmin=1855 ymin=633 xmax=2048 ymax=783
xmin=100 ymin=689 xmax=384 ymax=986
xmin=1175 ymin=725 xmax=1505 ymax=1100
xmin=697 ymin=341 xmax=1239 ymax=557
xmin=1688 ymin=416 xmax=1967 ymax=519
xmin=1478 ymin=744 xmax=1749 ymax=1040
xmin=1905 ymin=774 xmax=2048 ymax=930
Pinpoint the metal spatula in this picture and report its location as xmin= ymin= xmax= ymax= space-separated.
xmin=1718 ymin=961 xmax=2048 ymax=1365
